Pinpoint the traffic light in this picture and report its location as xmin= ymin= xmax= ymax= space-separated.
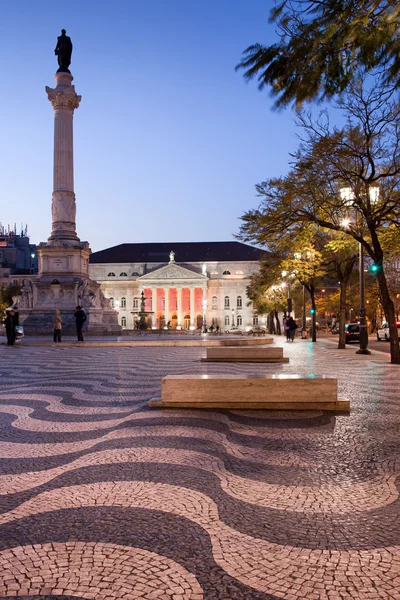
xmin=369 ymin=263 xmax=382 ymax=274
xmin=310 ymin=307 xmax=316 ymax=315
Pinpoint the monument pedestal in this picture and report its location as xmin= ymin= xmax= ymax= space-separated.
xmin=16 ymin=66 xmax=120 ymax=334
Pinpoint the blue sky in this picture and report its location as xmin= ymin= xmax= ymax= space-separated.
xmin=1 ymin=0 xmax=302 ymax=251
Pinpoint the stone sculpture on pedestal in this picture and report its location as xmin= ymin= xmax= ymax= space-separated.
xmin=17 ymin=31 xmax=120 ymax=334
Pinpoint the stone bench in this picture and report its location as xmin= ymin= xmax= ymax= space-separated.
xmin=149 ymin=374 xmax=349 ymax=412
xmin=201 ymin=346 xmax=288 ymax=363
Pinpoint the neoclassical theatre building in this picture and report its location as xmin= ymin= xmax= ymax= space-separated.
xmin=89 ymin=241 xmax=265 ymax=331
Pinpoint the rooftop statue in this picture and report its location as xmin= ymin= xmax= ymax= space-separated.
xmin=55 ymin=29 xmax=72 ymax=73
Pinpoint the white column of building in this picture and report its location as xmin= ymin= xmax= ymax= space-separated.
xmin=177 ymin=287 xmax=182 ymax=329
xmin=202 ymin=286 xmax=207 ymax=327
xmin=164 ymin=287 xmax=169 ymax=327
xmin=151 ymin=288 xmax=157 ymax=329
xmin=190 ymin=287 xmax=195 ymax=329
xmin=46 ymin=73 xmax=81 ymax=242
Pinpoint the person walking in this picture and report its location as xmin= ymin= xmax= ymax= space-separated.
xmin=286 ymin=316 xmax=298 ymax=342
xmin=4 ymin=309 xmax=15 ymax=346
xmin=52 ymin=309 xmax=62 ymax=343
xmin=74 ymin=305 xmax=86 ymax=342
xmin=283 ymin=317 xmax=290 ymax=341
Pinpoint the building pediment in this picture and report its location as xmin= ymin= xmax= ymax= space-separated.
xmin=139 ymin=263 xmax=206 ymax=282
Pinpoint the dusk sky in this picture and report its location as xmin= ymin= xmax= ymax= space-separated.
xmin=1 ymin=0 xmax=304 ymax=252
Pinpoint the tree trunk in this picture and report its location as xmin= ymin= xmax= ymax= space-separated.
xmin=274 ymin=311 xmax=281 ymax=335
xmin=376 ymin=270 xmax=400 ymax=364
xmin=338 ymin=281 xmax=348 ymax=350
xmin=268 ymin=312 xmax=275 ymax=334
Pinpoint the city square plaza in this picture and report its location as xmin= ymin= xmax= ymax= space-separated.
xmin=0 ymin=333 xmax=400 ymax=599
xmin=2 ymin=26 xmax=400 ymax=600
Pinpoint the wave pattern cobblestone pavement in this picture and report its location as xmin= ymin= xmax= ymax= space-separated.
xmin=0 ymin=337 xmax=399 ymax=600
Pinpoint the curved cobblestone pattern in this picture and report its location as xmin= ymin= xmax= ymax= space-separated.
xmin=0 ymin=447 xmax=398 ymax=513
xmin=0 ymin=542 xmax=204 ymax=599
xmin=1 ymin=481 xmax=400 ymax=598
xmin=1 ymin=341 xmax=400 ymax=599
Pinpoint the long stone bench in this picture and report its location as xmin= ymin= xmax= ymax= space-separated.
xmin=201 ymin=346 xmax=288 ymax=363
xmin=148 ymin=374 xmax=349 ymax=411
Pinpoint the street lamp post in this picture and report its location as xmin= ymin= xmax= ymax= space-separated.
xmin=281 ymin=271 xmax=292 ymax=316
xmin=231 ymin=307 xmax=235 ymax=328
xmin=340 ymin=186 xmax=378 ymax=355
xmin=302 ymin=284 xmax=307 ymax=338
xmin=356 ymin=242 xmax=370 ymax=354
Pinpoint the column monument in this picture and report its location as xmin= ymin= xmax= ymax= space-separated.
xmin=17 ymin=30 xmax=120 ymax=334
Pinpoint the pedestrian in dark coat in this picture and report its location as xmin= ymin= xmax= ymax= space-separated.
xmin=4 ymin=310 xmax=15 ymax=346
xmin=74 ymin=305 xmax=86 ymax=342
xmin=286 ymin=316 xmax=298 ymax=342
xmin=12 ymin=306 xmax=19 ymax=343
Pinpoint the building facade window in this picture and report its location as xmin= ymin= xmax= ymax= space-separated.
xmin=132 ymin=272 xmax=140 ymax=277
xmin=121 ymin=316 xmax=126 ymax=327
xmin=133 ymin=298 xmax=139 ymax=309
xmin=237 ymin=315 xmax=242 ymax=326
xmin=120 ymin=272 xmax=127 ymax=276
xmin=109 ymin=297 xmax=114 ymax=308
xmin=222 ymin=270 xmax=231 ymax=275
xmin=253 ymin=316 xmax=259 ymax=326
xmin=237 ymin=296 xmax=242 ymax=309
xmin=224 ymin=296 xmax=230 ymax=309
xmin=107 ymin=272 xmax=115 ymax=277
xmin=225 ymin=315 xmax=230 ymax=326
xmin=121 ymin=297 xmax=126 ymax=308
xmin=212 ymin=296 xmax=217 ymax=309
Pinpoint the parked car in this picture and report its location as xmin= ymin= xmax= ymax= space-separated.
xmin=331 ymin=323 xmax=340 ymax=334
xmin=345 ymin=323 xmax=360 ymax=342
xmin=376 ymin=322 xmax=400 ymax=341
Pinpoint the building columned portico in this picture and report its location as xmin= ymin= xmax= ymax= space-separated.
xmin=89 ymin=241 xmax=267 ymax=331
xmin=139 ymin=285 xmax=207 ymax=330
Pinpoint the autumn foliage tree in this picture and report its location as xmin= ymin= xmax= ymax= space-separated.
xmin=240 ymin=77 xmax=400 ymax=362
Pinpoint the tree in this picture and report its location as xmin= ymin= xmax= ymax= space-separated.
xmin=246 ymin=254 xmax=288 ymax=334
xmin=280 ymin=245 xmax=326 ymax=341
xmin=236 ymin=0 xmax=400 ymax=108
xmin=322 ymin=236 xmax=358 ymax=348
xmin=240 ymin=78 xmax=400 ymax=362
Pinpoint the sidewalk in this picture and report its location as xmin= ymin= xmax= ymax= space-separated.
xmin=0 ymin=337 xmax=399 ymax=599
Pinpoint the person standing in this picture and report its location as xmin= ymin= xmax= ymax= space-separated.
xmin=52 ymin=309 xmax=62 ymax=343
xmin=11 ymin=306 xmax=20 ymax=343
xmin=74 ymin=305 xmax=86 ymax=342
xmin=286 ymin=316 xmax=298 ymax=342
xmin=4 ymin=309 xmax=15 ymax=346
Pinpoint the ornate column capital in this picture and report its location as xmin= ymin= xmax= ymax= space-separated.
xmin=46 ymin=86 xmax=81 ymax=111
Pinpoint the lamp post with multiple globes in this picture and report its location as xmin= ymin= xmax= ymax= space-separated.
xmin=340 ymin=186 xmax=379 ymax=355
